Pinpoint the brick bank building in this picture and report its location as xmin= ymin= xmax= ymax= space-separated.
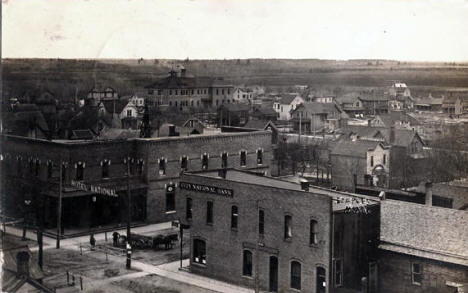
xmin=177 ymin=170 xmax=380 ymax=293
xmin=0 ymin=131 xmax=271 ymax=233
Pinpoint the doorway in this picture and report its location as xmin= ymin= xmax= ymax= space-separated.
xmin=269 ymin=256 xmax=278 ymax=292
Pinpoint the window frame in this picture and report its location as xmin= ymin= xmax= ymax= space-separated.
xmin=242 ymin=250 xmax=253 ymax=277
xmin=333 ymin=258 xmax=343 ymax=287
xmin=193 ymin=239 xmax=207 ymax=265
xmin=411 ymin=263 xmax=422 ymax=286
xmin=221 ymin=152 xmax=228 ymax=169
xmin=202 ymin=153 xmax=209 ymax=170
xmin=231 ymin=205 xmax=238 ymax=230
xmin=258 ymin=209 xmax=265 ymax=235
xmin=206 ymin=201 xmax=214 ymax=225
xmin=310 ymin=219 xmax=318 ymax=245
xmin=240 ymin=150 xmax=247 ymax=167
xmin=158 ymin=157 xmax=167 ymax=176
xmin=290 ymin=260 xmax=302 ymax=290
xmin=165 ymin=183 xmax=176 ymax=212
xmin=186 ymin=197 xmax=193 ymax=220
xmin=284 ymin=215 xmax=292 ymax=240
xmin=256 ymin=148 xmax=263 ymax=165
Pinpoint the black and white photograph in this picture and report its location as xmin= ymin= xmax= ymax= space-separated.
xmin=0 ymin=1 xmax=467 ymax=292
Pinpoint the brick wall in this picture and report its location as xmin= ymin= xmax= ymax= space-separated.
xmin=177 ymin=173 xmax=332 ymax=293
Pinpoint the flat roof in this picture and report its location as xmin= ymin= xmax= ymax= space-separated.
xmin=185 ymin=170 xmax=379 ymax=211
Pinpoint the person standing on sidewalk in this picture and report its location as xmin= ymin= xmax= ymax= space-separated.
xmin=90 ymin=233 xmax=96 ymax=251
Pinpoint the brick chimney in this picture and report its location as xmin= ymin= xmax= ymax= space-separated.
xmin=425 ymin=181 xmax=433 ymax=206
xmin=16 ymin=251 xmax=30 ymax=276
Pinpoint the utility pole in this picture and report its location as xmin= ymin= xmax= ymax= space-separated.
xmin=56 ymin=159 xmax=62 ymax=249
xmin=255 ymin=199 xmax=260 ymax=293
xmin=126 ymin=155 xmax=132 ymax=269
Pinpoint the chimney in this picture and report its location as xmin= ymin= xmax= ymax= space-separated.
xmin=218 ymin=168 xmax=227 ymax=179
xmin=425 ymin=181 xmax=433 ymax=206
xmin=389 ymin=126 xmax=395 ymax=144
xmin=16 ymin=251 xmax=30 ymax=276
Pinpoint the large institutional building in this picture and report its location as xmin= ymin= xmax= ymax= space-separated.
xmin=145 ymin=68 xmax=234 ymax=109
xmin=0 ymin=130 xmax=271 ymax=234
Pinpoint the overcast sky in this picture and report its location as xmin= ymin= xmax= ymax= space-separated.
xmin=3 ymin=0 xmax=468 ymax=61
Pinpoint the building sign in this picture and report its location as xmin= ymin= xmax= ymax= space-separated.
xmin=71 ymin=180 xmax=118 ymax=197
xmin=179 ymin=182 xmax=233 ymax=197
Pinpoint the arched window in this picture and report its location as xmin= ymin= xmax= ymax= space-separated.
xmin=242 ymin=250 xmax=253 ymax=276
xmin=310 ymin=220 xmax=318 ymax=245
xmin=193 ymin=239 xmax=206 ymax=265
xmin=290 ymin=261 xmax=301 ymax=290
xmin=231 ymin=205 xmax=238 ymax=229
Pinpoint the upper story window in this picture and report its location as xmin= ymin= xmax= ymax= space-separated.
xmin=186 ymin=197 xmax=193 ymax=220
xmin=193 ymin=239 xmax=206 ymax=265
xmin=370 ymin=156 xmax=374 ymax=167
xmin=411 ymin=263 xmax=422 ymax=285
xmin=290 ymin=261 xmax=301 ymax=290
xmin=34 ymin=159 xmax=40 ymax=177
xmin=165 ymin=183 xmax=176 ymax=212
xmin=75 ymin=161 xmax=85 ymax=181
xmin=242 ymin=250 xmax=253 ymax=277
xmin=216 ymin=89 xmax=219 ymax=95
xmin=181 ymin=156 xmax=188 ymax=171
xmin=231 ymin=205 xmax=238 ymax=229
xmin=101 ymin=159 xmax=110 ymax=178
xmin=383 ymin=154 xmax=386 ymax=165
xmin=61 ymin=163 xmax=67 ymax=182
xmin=259 ymin=209 xmax=265 ymax=235
xmin=221 ymin=152 xmax=228 ymax=169
xmin=159 ymin=157 xmax=167 ymax=175
xmin=222 ymin=89 xmax=225 ymax=95
xmin=202 ymin=153 xmax=209 ymax=170
xmin=28 ymin=159 xmax=34 ymax=175
xmin=284 ymin=215 xmax=292 ymax=239
xmin=16 ymin=157 xmax=23 ymax=177
xmin=47 ymin=161 xmax=53 ymax=179
xmin=127 ymin=109 xmax=132 ymax=117
xmin=206 ymin=201 xmax=213 ymax=224
xmin=137 ymin=159 xmax=144 ymax=175
xmin=240 ymin=151 xmax=247 ymax=167
xmin=310 ymin=219 xmax=318 ymax=245
xmin=257 ymin=149 xmax=263 ymax=165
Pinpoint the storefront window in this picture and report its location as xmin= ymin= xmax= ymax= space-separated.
xmin=193 ymin=239 xmax=206 ymax=265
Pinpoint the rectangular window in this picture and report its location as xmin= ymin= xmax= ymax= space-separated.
xmin=202 ymin=154 xmax=209 ymax=170
xmin=370 ymin=156 xmax=374 ymax=167
xmin=221 ymin=152 xmax=228 ymax=168
xmin=102 ymin=159 xmax=110 ymax=178
xmin=222 ymin=89 xmax=225 ymax=95
xmin=257 ymin=149 xmax=263 ymax=165
xmin=181 ymin=156 xmax=188 ymax=171
xmin=165 ymin=184 xmax=176 ymax=212
xmin=61 ymin=163 xmax=66 ymax=182
xmin=231 ymin=205 xmax=238 ymax=229
xmin=259 ymin=209 xmax=265 ymax=235
xmin=310 ymin=220 xmax=318 ymax=245
xmin=290 ymin=261 xmax=301 ymax=290
xmin=159 ymin=158 xmax=166 ymax=175
xmin=34 ymin=160 xmax=40 ymax=177
xmin=76 ymin=162 xmax=84 ymax=181
xmin=137 ymin=159 xmax=144 ymax=175
xmin=240 ymin=151 xmax=247 ymax=167
xmin=193 ymin=239 xmax=206 ymax=265
xmin=242 ymin=250 xmax=253 ymax=276
xmin=17 ymin=158 xmax=23 ymax=177
xmin=383 ymin=154 xmax=386 ymax=165
xmin=186 ymin=197 xmax=193 ymax=220
xmin=206 ymin=201 xmax=213 ymax=224
xmin=333 ymin=258 xmax=343 ymax=287
xmin=284 ymin=215 xmax=292 ymax=239
xmin=47 ymin=161 xmax=53 ymax=179
xmin=412 ymin=263 xmax=422 ymax=285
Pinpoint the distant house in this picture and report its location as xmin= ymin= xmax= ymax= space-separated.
xmin=251 ymin=103 xmax=279 ymax=121
xmin=87 ymin=87 xmax=119 ymax=101
xmin=99 ymin=98 xmax=140 ymax=129
xmin=414 ymin=94 xmax=443 ymax=112
xmin=217 ymin=104 xmax=251 ymax=127
xmin=232 ymin=88 xmax=253 ymax=103
xmin=290 ymin=102 xmax=345 ymax=132
xmin=357 ymin=95 xmax=389 ymax=115
xmin=311 ymin=95 xmax=335 ymax=104
xmin=272 ymin=94 xmax=304 ymax=120
xmin=2 ymin=104 xmax=49 ymax=139
xmin=370 ymin=112 xmax=424 ymax=136
xmin=442 ymin=94 xmax=468 ymax=116
xmin=388 ymin=82 xmax=412 ymax=98
xmin=337 ymin=94 xmax=365 ymax=117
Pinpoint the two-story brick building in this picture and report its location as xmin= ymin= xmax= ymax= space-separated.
xmin=176 ymin=170 xmax=379 ymax=293
xmin=0 ymin=130 xmax=271 ymax=234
